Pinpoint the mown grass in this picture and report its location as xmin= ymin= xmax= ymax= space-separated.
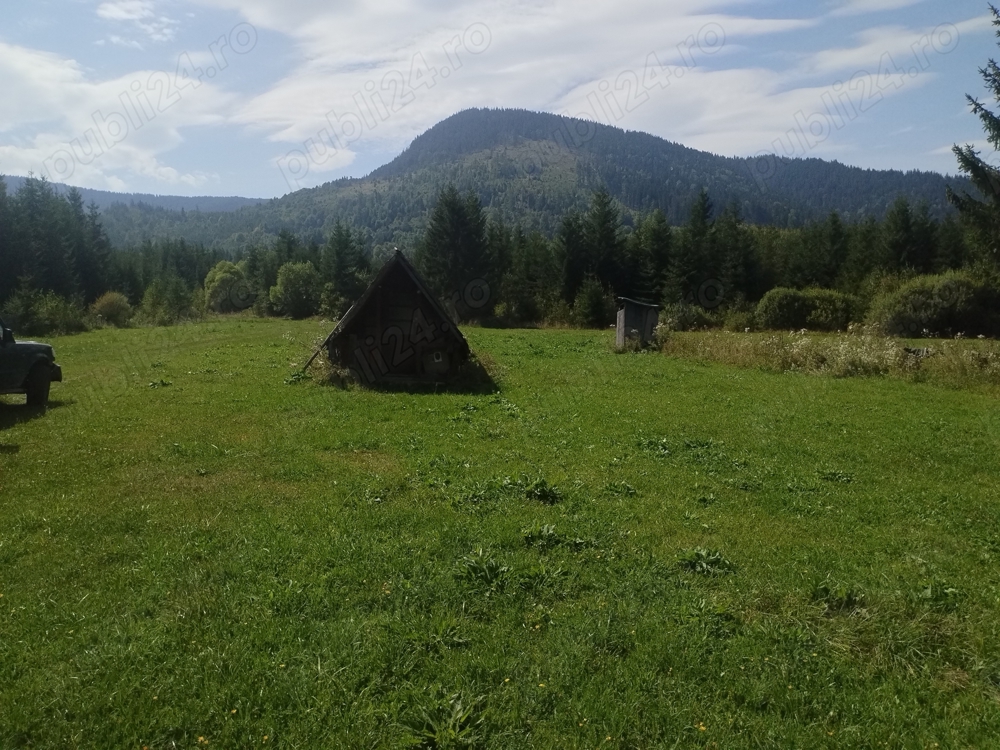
xmin=1 ymin=319 xmax=999 ymax=748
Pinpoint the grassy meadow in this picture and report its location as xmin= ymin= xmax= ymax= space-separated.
xmin=2 ymin=319 xmax=1000 ymax=748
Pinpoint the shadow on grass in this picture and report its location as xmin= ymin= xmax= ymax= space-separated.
xmin=0 ymin=399 xmax=70 ymax=432
xmin=324 ymin=357 xmax=499 ymax=395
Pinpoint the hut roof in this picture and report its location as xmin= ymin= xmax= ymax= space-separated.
xmin=617 ymin=297 xmax=661 ymax=310
xmin=327 ymin=250 xmax=468 ymax=354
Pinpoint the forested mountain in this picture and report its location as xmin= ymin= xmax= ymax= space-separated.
xmin=1 ymin=175 xmax=261 ymax=214
xmin=87 ymin=108 xmax=969 ymax=253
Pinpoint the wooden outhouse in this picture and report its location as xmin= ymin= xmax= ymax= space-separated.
xmin=325 ymin=251 xmax=470 ymax=384
xmin=616 ymin=297 xmax=660 ymax=349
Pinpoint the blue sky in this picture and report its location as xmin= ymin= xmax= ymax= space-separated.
xmin=0 ymin=0 xmax=994 ymax=199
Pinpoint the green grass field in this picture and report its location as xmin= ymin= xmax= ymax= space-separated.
xmin=2 ymin=319 xmax=999 ymax=748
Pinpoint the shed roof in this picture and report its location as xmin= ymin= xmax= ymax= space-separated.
xmin=617 ymin=297 xmax=661 ymax=310
xmin=327 ymin=250 xmax=469 ymax=353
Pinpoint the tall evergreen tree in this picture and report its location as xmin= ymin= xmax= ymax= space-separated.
xmin=415 ymin=185 xmax=491 ymax=314
xmin=322 ymin=221 xmax=369 ymax=302
xmin=556 ymin=211 xmax=588 ymax=304
xmin=0 ymin=177 xmax=13 ymax=302
xmin=935 ymin=215 xmax=970 ymax=271
xmin=881 ymin=197 xmax=915 ymax=271
xmin=713 ymin=204 xmax=757 ymax=303
xmin=585 ymin=189 xmax=625 ymax=295
xmin=840 ymin=216 xmax=880 ymax=291
xmin=949 ymin=4 xmax=1000 ymax=265
xmin=910 ymin=203 xmax=938 ymax=274
xmin=666 ymin=189 xmax=713 ymax=303
xmin=819 ymin=212 xmax=850 ymax=288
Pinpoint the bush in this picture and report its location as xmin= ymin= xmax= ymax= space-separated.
xmin=866 ymin=271 xmax=1000 ymax=338
xmin=805 ymin=289 xmax=858 ymax=331
xmin=320 ymin=282 xmax=351 ymax=320
xmin=205 ymin=261 xmax=254 ymax=313
xmin=723 ymin=307 xmax=755 ymax=333
xmin=270 ymin=262 xmax=322 ymax=319
xmin=755 ymin=287 xmax=858 ymax=331
xmin=91 ymin=292 xmax=132 ymax=328
xmin=138 ymin=277 xmax=196 ymax=326
xmin=659 ymin=303 xmax=718 ymax=332
xmin=541 ymin=295 xmax=572 ymax=326
xmin=571 ymin=278 xmax=614 ymax=328
xmin=496 ymin=274 xmax=542 ymax=325
xmin=1 ymin=284 xmax=88 ymax=335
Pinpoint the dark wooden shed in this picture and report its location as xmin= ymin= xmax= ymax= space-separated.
xmin=616 ymin=297 xmax=660 ymax=350
xmin=325 ymin=251 xmax=470 ymax=384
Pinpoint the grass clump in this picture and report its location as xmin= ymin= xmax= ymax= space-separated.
xmin=524 ymin=477 xmax=563 ymax=505
xmin=811 ymin=577 xmax=866 ymax=615
xmin=677 ymin=548 xmax=735 ymax=576
xmin=457 ymin=549 xmax=512 ymax=591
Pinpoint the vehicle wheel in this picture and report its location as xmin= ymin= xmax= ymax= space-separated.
xmin=25 ymin=364 xmax=51 ymax=407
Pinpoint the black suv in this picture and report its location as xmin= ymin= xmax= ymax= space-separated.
xmin=0 ymin=317 xmax=63 ymax=406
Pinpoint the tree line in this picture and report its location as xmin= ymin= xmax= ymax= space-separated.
xmin=0 ymin=171 xmax=996 ymax=336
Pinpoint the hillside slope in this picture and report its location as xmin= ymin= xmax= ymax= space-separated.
xmin=76 ymin=108 xmax=969 ymax=251
xmin=1 ymin=175 xmax=262 ymax=213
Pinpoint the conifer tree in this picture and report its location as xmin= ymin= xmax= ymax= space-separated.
xmin=556 ymin=211 xmax=588 ymax=304
xmin=881 ymin=197 xmax=915 ymax=271
xmin=415 ymin=185 xmax=491 ymax=312
xmin=949 ymin=4 xmax=1000 ymax=265
xmin=666 ymin=189 xmax=712 ymax=303
xmin=585 ymin=189 xmax=625 ymax=294
xmin=713 ymin=204 xmax=757 ymax=303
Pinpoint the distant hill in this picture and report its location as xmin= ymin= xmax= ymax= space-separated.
xmin=1 ymin=175 xmax=263 ymax=213
xmin=10 ymin=108 xmax=970 ymax=252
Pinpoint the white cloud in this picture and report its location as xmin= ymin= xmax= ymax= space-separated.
xmin=196 ymin=0 xmax=820 ymax=188
xmin=108 ymin=35 xmax=145 ymax=50
xmin=0 ymin=41 xmax=236 ymax=190
xmin=96 ymin=0 xmax=156 ymax=22
xmin=97 ymin=0 xmax=178 ymax=42
xmin=0 ymin=0 xmax=989 ymax=195
xmin=831 ymin=0 xmax=927 ymax=17
xmin=803 ymin=16 xmax=988 ymax=78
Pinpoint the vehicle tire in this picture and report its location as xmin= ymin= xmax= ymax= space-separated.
xmin=25 ymin=364 xmax=51 ymax=407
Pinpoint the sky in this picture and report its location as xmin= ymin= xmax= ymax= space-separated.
xmin=0 ymin=0 xmax=995 ymax=199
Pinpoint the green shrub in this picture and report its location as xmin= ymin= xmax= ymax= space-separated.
xmin=723 ymin=308 xmax=755 ymax=332
xmin=866 ymin=271 xmax=1000 ymax=338
xmin=805 ymin=289 xmax=858 ymax=331
xmin=139 ymin=277 xmax=196 ymax=326
xmin=542 ymin=295 xmax=572 ymax=326
xmin=755 ymin=287 xmax=858 ymax=331
xmin=91 ymin=292 xmax=133 ymax=327
xmin=659 ymin=303 xmax=718 ymax=332
xmin=320 ymin=282 xmax=351 ymax=320
xmin=270 ymin=262 xmax=323 ymax=319
xmin=571 ymin=278 xmax=614 ymax=328
xmin=1 ymin=284 xmax=88 ymax=335
xmin=204 ymin=261 xmax=253 ymax=313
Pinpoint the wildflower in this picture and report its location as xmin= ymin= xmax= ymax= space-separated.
xmin=697 ymin=722 xmax=707 ymax=731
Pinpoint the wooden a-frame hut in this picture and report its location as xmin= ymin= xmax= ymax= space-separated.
xmin=324 ymin=251 xmax=470 ymax=385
